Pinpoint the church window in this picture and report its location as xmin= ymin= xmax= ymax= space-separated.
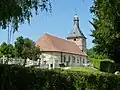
xmin=72 ymin=56 xmax=75 ymax=63
xmin=80 ymin=57 xmax=81 ymax=60
xmin=64 ymin=55 xmax=66 ymax=62
xmin=51 ymin=64 xmax=53 ymax=67
xmin=74 ymin=39 xmax=76 ymax=41
xmin=68 ymin=56 xmax=70 ymax=62
xmin=44 ymin=61 xmax=46 ymax=64
xmin=77 ymin=58 xmax=79 ymax=63
xmin=80 ymin=57 xmax=81 ymax=63
xmin=83 ymin=58 xmax=85 ymax=64
xmin=73 ymin=32 xmax=75 ymax=34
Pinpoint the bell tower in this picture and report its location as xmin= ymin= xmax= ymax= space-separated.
xmin=67 ymin=14 xmax=87 ymax=52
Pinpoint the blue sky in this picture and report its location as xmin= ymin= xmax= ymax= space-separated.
xmin=0 ymin=0 xmax=94 ymax=49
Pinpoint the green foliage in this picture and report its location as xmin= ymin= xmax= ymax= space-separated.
xmin=0 ymin=65 xmax=75 ymax=90
xmin=90 ymin=0 xmax=120 ymax=63
xmin=29 ymin=43 xmax=41 ymax=61
xmin=1 ymin=65 xmax=120 ymax=90
xmin=7 ymin=44 xmax=15 ymax=58
xmin=14 ymin=36 xmax=41 ymax=66
xmin=115 ymin=64 xmax=120 ymax=71
xmin=89 ymin=58 xmax=101 ymax=69
xmin=66 ymin=67 xmax=102 ymax=74
xmin=0 ymin=52 xmax=2 ymax=58
xmin=100 ymin=61 xmax=115 ymax=73
xmin=87 ymin=48 xmax=107 ymax=59
xmin=15 ymin=36 xmax=41 ymax=61
xmin=89 ymin=58 xmax=115 ymax=73
xmin=0 ymin=42 xmax=8 ymax=57
xmin=0 ymin=0 xmax=51 ymax=32
xmin=0 ymin=42 xmax=15 ymax=58
xmin=0 ymin=36 xmax=41 ymax=65
xmin=0 ymin=46 xmax=3 ymax=58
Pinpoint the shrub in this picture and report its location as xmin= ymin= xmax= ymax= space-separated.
xmin=89 ymin=58 xmax=115 ymax=73
xmin=89 ymin=58 xmax=101 ymax=69
xmin=0 ymin=64 xmax=75 ymax=90
xmin=68 ymin=71 xmax=120 ymax=90
xmin=100 ymin=61 xmax=115 ymax=73
xmin=115 ymin=64 xmax=120 ymax=71
xmin=0 ymin=64 xmax=120 ymax=90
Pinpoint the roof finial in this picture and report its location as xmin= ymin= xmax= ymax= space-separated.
xmin=75 ymin=8 xmax=77 ymax=15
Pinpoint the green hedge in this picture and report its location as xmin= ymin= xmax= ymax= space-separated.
xmin=89 ymin=58 xmax=115 ymax=73
xmin=100 ymin=61 xmax=115 ymax=73
xmin=0 ymin=64 xmax=120 ymax=90
xmin=115 ymin=64 xmax=120 ymax=71
xmin=0 ymin=64 xmax=75 ymax=90
xmin=90 ymin=58 xmax=101 ymax=69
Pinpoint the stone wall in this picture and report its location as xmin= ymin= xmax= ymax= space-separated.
xmin=67 ymin=38 xmax=86 ymax=52
xmin=40 ymin=52 xmax=87 ymax=69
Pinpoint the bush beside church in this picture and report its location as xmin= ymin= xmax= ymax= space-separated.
xmin=0 ymin=64 xmax=120 ymax=90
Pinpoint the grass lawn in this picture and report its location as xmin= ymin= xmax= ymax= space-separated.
xmin=32 ymin=65 xmax=106 ymax=74
xmin=61 ymin=66 xmax=105 ymax=74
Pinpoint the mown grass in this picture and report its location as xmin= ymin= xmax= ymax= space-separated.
xmin=61 ymin=66 xmax=107 ymax=74
xmin=31 ymin=65 xmax=107 ymax=74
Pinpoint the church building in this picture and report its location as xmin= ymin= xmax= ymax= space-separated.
xmin=36 ymin=15 xmax=88 ymax=69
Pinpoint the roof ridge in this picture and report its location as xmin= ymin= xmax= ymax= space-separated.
xmin=45 ymin=33 xmax=84 ymax=52
xmin=44 ymin=33 xmax=78 ymax=44
xmin=36 ymin=33 xmax=87 ymax=56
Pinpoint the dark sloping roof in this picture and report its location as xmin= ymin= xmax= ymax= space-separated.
xmin=67 ymin=15 xmax=86 ymax=39
xmin=36 ymin=33 xmax=87 ymax=56
xmin=67 ymin=24 xmax=85 ymax=38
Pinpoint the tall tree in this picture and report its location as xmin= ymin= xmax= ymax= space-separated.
xmin=0 ymin=0 xmax=52 ymax=32
xmin=0 ymin=42 xmax=15 ymax=63
xmin=14 ymin=36 xmax=24 ymax=58
xmin=87 ymin=48 xmax=107 ymax=59
xmin=7 ymin=44 xmax=15 ymax=58
xmin=90 ymin=0 xmax=120 ymax=63
xmin=0 ymin=42 xmax=8 ymax=57
xmin=0 ymin=46 xmax=3 ymax=58
xmin=15 ymin=36 xmax=41 ymax=66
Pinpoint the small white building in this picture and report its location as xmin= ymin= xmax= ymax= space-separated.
xmin=36 ymin=15 xmax=88 ymax=69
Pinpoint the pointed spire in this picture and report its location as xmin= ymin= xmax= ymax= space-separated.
xmin=74 ymin=14 xmax=79 ymax=27
xmin=67 ymin=15 xmax=86 ymax=39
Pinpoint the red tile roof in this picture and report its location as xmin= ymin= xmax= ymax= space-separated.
xmin=36 ymin=33 xmax=87 ymax=56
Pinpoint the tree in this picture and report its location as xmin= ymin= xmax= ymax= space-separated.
xmin=14 ymin=36 xmax=24 ymax=58
xmin=15 ymin=36 xmax=41 ymax=66
xmin=29 ymin=44 xmax=41 ymax=61
xmin=0 ymin=42 xmax=8 ymax=57
xmin=87 ymin=48 xmax=107 ymax=59
xmin=90 ymin=0 xmax=120 ymax=63
xmin=0 ymin=0 xmax=51 ymax=32
xmin=0 ymin=42 xmax=15 ymax=63
xmin=0 ymin=46 xmax=3 ymax=58
xmin=0 ymin=42 xmax=15 ymax=58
